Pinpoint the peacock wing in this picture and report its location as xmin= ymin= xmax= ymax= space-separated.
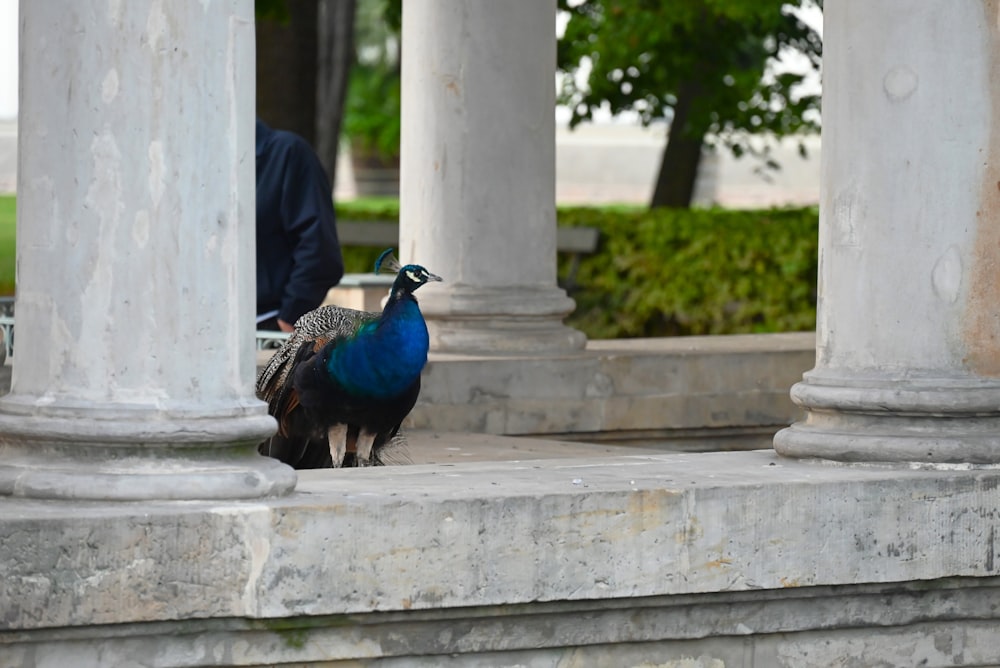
xmin=256 ymin=304 xmax=378 ymax=404
xmin=256 ymin=328 xmax=307 ymax=404
xmin=294 ymin=304 xmax=378 ymax=338
xmin=268 ymin=339 xmax=317 ymax=433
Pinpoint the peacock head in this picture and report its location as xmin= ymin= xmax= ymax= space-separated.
xmin=375 ymin=248 xmax=443 ymax=294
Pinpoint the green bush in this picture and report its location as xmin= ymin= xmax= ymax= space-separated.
xmin=0 ymin=197 xmax=818 ymax=333
xmin=558 ymin=207 xmax=818 ymax=339
xmin=335 ymin=199 xmax=400 ymax=273
xmin=335 ymin=201 xmax=819 ymax=339
xmin=342 ymin=246 xmax=390 ymax=275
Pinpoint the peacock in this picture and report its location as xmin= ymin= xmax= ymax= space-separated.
xmin=256 ymin=249 xmax=442 ymax=468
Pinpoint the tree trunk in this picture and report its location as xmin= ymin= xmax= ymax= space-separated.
xmin=315 ymin=0 xmax=358 ymax=186
xmin=649 ymin=82 xmax=706 ymax=209
xmin=256 ymin=0 xmax=319 ymax=143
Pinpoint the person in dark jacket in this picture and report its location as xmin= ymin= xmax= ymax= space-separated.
xmin=256 ymin=118 xmax=344 ymax=332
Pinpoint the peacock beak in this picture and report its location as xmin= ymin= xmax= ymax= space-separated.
xmin=427 ymin=272 xmax=443 ymax=282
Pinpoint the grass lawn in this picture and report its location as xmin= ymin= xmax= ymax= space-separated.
xmin=0 ymin=195 xmax=13 ymax=296
xmin=335 ymin=196 xmax=647 ymax=217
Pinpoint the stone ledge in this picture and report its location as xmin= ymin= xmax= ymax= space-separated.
xmin=2 ymin=579 xmax=998 ymax=666
xmin=414 ymin=332 xmax=813 ymax=438
xmin=3 ymin=449 xmax=998 ymax=632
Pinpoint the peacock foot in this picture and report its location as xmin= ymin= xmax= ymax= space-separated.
xmin=355 ymin=429 xmax=377 ymax=467
xmin=327 ymin=423 xmax=348 ymax=468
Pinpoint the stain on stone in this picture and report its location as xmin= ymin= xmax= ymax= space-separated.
xmin=443 ymin=76 xmax=461 ymax=97
xmin=931 ymin=245 xmax=963 ymax=304
xmin=883 ymin=64 xmax=919 ymax=102
xmin=962 ymin=0 xmax=1000 ymax=376
xmin=261 ymin=615 xmax=353 ymax=650
xmin=933 ymin=631 xmax=953 ymax=655
xmin=987 ymin=525 xmax=995 ymax=572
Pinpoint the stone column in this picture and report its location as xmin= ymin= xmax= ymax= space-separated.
xmin=0 ymin=0 xmax=296 ymax=499
xmin=399 ymin=0 xmax=586 ymax=354
xmin=775 ymin=1 xmax=1000 ymax=464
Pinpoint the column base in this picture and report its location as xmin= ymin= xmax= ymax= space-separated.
xmin=427 ymin=316 xmax=587 ymax=355
xmin=421 ymin=285 xmax=587 ymax=355
xmin=0 ymin=396 xmax=296 ymax=500
xmin=774 ymin=371 xmax=1000 ymax=464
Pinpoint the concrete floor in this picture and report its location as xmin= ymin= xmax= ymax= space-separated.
xmin=392 ymin=430 xmax=661 ymax=465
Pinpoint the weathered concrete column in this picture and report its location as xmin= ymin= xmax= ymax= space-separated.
xmin=0 ymin=0 xmax=296 ymax=499
xmin=399 ymin=0 xmax=586 ymax=354
xmin=775 ymin=1 xmax=1000 ymax=463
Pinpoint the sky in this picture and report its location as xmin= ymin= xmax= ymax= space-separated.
xmin=0 ymin=0 xmax=16 ymax=119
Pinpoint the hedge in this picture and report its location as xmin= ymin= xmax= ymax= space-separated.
xmin=558 ymin=207 xmax=818 ymax=339
xmin=335 ymin=200 xmax=402 ymax=274
xmin=335 ymin=202 xmax=819 ymax=340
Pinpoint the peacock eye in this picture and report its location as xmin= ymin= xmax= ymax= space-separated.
xmin=405 ymin=269 xmax=419 ymax=282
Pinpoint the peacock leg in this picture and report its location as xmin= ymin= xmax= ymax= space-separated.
xmin=327 ymin=424 xmax=349 ymax=468
xmin=355 ymin=428 xmax=377 ymax=466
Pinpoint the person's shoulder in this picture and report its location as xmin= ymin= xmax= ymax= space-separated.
xmin=268 ymin=128 xmax=314 ymax=156
xmin=257 ymin=120 xmax=313 ymax=159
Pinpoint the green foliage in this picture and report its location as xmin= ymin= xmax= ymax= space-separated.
xmin=336 ymin=196 xmax=400 ymax=216
xmin=342 ymin=0 xmax=401 ymax=160
xmin=343 ymin=64 xmax=401 ymax=160
xmin=557 ymin=0 xmax=823 ymax=167
xmin=559 ymin=206 xmax=818 ymax=338
xmin=255 ymin=0 xmax=289 ymax=22
xmin=341 ymin=245 xmax=391 ymax=275
xmin=335 ymin=199 xmax=819 ymax=339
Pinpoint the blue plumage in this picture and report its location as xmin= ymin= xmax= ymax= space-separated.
xmin=325 ymin=297 xmax=429 ymax=399
xmin=256 ymin=250 xmax=441 ymax=467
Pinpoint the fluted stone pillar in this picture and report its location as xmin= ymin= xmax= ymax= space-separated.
xmin=399 ymin=0 xmax=586 ymax=354
xmin=775 ymin=1 xmax=1000 ymax=464
xmin=0 ymin=0 xmax=296 ymax=499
